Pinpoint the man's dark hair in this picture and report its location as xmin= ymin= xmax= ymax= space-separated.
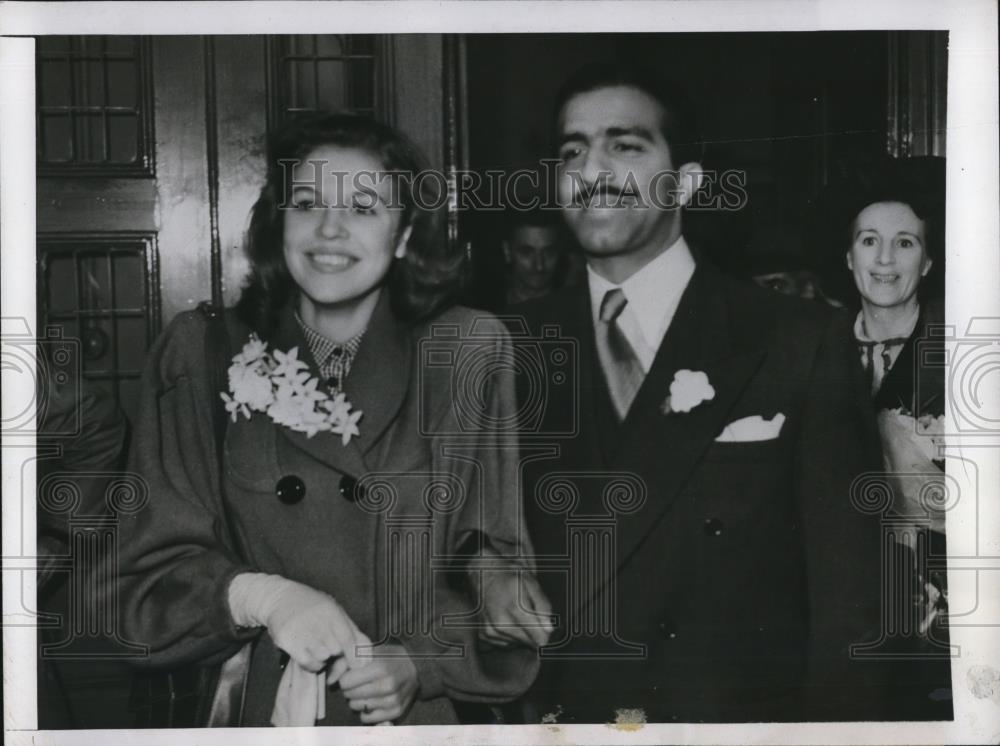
xmin=235 ymin=111 xmax=461 ymax=338
xmin=553 ymin=61 xmax=703 ymax=166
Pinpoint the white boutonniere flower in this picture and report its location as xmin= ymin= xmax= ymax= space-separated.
xmin=661 ymin=369 xmax=716 ymax=414
xmin=220 ymin=334 xmax=363 ymax=444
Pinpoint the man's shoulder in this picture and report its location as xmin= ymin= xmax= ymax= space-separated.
xmin=712 ymin=270 xmax=838 ymax=339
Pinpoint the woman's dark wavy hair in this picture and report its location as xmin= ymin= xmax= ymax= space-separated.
xmin=235 ymin=111 xmax=461 ymax=337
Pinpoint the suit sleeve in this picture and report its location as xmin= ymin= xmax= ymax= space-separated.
xmin=112 ymin=311 xmax=259 ymax=669
xmin=795 ymin=311 xmax=890 ymax=720
xmin=395 ymin=314 xmax=540 ymax=703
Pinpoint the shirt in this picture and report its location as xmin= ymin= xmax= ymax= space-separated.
xmin=587 ymin=235 xmax=697 ymax=372
xmin=295 ymin=312 xmax=365 ymax=393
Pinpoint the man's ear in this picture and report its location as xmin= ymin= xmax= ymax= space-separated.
xmin=502 ymin=239 xmax=511 ymax=263
xmin=394 ymin=224 xmax=413 ymax=259
xmin=675 ymin=162 xmax=705 ymax=208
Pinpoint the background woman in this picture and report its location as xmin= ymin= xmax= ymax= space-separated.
xmin=841 ymin=156 xmax=951 ymax=719
xmin=116 ymin=112 xmax=539 ymax=726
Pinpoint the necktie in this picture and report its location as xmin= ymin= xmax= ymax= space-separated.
xmin=595 ymin=288 xmax=645 ymax=421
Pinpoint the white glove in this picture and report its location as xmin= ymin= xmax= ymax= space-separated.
xmin=228 ymin=572 xmax=364 ymax=673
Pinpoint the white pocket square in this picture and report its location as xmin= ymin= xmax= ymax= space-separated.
xmin=715 ymin=413 xmax=786 ymax=443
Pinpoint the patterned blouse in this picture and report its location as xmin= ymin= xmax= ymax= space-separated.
xmin=853 ymin=305 xmax=920 ymax=397
xmin=294 ymin=311 xmax=365 ymax=394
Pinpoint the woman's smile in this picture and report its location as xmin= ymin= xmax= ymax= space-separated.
xmin=869 ymin=272 xmax=900 ymax=284
xmin=307 ymin=251 xmax=356 ymax=272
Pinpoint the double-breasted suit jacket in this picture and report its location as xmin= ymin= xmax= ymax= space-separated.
xmin=508 ymin=261 xmax=892 ymax=722
xmin=116 ymin=295 xmax=538 ymax=726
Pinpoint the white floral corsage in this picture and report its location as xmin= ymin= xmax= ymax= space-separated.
xmin=661 ymin=369 xmax=715 ymax=415
xmin=220 ymin=335 xmax=362 ymax=444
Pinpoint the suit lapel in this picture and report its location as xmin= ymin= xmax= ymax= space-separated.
xmin=605 ymin=266 xmax=766 ymax=573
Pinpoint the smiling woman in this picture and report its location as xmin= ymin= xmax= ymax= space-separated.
xmin=238 ymin=113 xmax=458 ymax=340
xmin=112 ymin=112 xmax=544 ymax=727
xmin=841 ymin=158 xmax=944 ymax=396
xmin=848 ymin=201 xmax=932 ymax=332
xmin=839 ymin=156 xmax=951 ymax=720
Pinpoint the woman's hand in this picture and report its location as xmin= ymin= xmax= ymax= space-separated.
xmin=339 ymin=643 xmax=418 ymax=724
xmin=469 ymin=546 xmax=553 ymax=648
xmin=229 ymin=573 xmax=363 ymax=672
xmin=478 ymin=570 xmax=553 ymax=648
xmin=264 ymin=582 xmax=364 ymax=672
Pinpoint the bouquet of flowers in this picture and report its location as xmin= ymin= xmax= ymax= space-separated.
xmin=877 ymin=408 xmax=948 ymax=639
xmin=876 ymin=408 xmax=947 ymax=528
xmin=220 ymin=335 xmax=362 ymax=444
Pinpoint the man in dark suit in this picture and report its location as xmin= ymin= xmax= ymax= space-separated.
xmin=495 ymin=62 xmax=893 ymax=723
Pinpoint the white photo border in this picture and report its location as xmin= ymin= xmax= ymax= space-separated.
xmin=3 ymin=1 xmax=998 ymax=744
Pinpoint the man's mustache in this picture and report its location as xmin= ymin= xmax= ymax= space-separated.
xmin=569 ymin=182 xmax=634 ymax=208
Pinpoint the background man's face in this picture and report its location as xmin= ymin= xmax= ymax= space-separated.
xmin=505 ymin=224 xmax=561 ymax=291
xmin=556 ymin=85 xmax=682 ymax=270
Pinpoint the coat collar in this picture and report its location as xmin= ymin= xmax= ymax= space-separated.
xmin=268 ymin=291 xmax=411 ymax=477
xmin=873 ymin=301 xmax=945 ymax=416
